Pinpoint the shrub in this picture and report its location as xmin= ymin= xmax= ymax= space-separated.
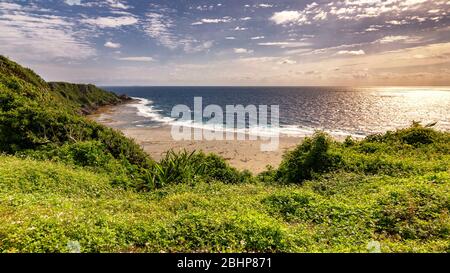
xmin=374 ymin=186 xmax=450 ymax=240
xmin=275 ymin=132 xmax=342 ymax=183
xmin=364 ymin=122 xmax=440 ymax=147
xmin=146 ymin=150 xmax=251 ymax=189
xmin=257 ymin=165 xmax=277 ymax=184
xmin=262 ymin=192 xmax=317 ymax=222
xmin=343 ymin=136 xmax=356 ymax=147
xmin=167 ymin=212 xmax=287 ymax=252
xmin=400 ymin=126 xmax=436 ymax=146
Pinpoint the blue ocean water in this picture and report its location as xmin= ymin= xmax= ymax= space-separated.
xmin=103 ymin=86 xmax=450 ymax=137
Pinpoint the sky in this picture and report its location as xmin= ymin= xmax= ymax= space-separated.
xmin=0 ymin=0 xmax=449 ymax=86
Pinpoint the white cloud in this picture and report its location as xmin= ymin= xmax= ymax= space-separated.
xmin=183 ymin=40 xmax=214 ymax=53
xmin=0 ymin=9 xmax=95 ymax=61
xmin=234 ymin=48 xmax=254 ymax=54
xmin=234 ymin=26 xmax=247 ymax=31
xmin=386 ymin=20 xmax=408 ymax=25
xmin=259 ymin=4 xmax=273 ymax=8
xmin=225 ymin=36 xmax=236 ymax=40
xmin=104 ymin=41 xmax=121 ymax=48
xmin=269 ymin=0 xmax=446 ymax=29
xmin=236 ymin=57 xmax=279 ymax=63
xmin=258 ymin=42 xmax=290 ymax=46
xmin=377 ymin=35 xmax=420 ymax=44
xmin=144 ymin=12 xmax=177 ymax=49
xmin=400 ymin=0 xmax=427 ymax=7
xmin=313 ymin=10 xmax=328 ymax=21
xmin=279 ymin=59 xmax=297 ymax=64
xmin=251 ymin=36 xmax=265 ymax=40
xmin=240 ymin=17 xmax=252 ymax=21
xmin=144 ymin=11 xmax=214 ymax=53
xmin=191 ymin=17 xmax=233 ymax=25
xmin=106 ymin=0 xmax=130 ymax=10
xmin=336 ymin=50 xmax=366 ymax=55
xmin=258 ymin=42 xmax=311 ymax=48
xmin=65 ymin=0 xmax=81 ymax=6
xmin=81 ymin=16 xmax=138 ymax=28
xmin=117 ymin=56 xmax=154 ymax=62
xmin=270 ymin=11 xmax=309 ymax=25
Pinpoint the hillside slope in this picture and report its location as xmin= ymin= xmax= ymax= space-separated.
xmin=0 ymin=55 xmax=153 ymax=187
xmin=48 ymin=82 xmax=124 ymax=114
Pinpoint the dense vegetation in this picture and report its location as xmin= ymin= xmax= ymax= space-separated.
xmin=48 ymin=82 xmax=122 ymax=115
xmin=0 ymin=56 xmax=449 ymax=252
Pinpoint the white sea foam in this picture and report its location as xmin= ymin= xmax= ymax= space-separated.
xmin=128 ymin=97 xmax=176 ymax=124
xmin=128 ymin=97 xmax=367 ymax=139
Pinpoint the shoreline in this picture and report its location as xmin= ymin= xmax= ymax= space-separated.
xmin=120 ymin=126 xmax=302 ymax=173
xmin=88 ymin=102 xmax=304 ymax=173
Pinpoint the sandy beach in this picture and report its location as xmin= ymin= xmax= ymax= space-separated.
xmin=89 ymin=103 xmax=303 ymax=173
xmin=121 ymin=126 xmax=302 ymax=173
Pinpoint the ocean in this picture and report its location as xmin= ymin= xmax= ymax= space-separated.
xmin=103 ymin=86 xmax=450 ymax=138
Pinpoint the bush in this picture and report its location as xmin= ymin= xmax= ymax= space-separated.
xmin=275 ymin=132 xmax=342 ymax=183
xmin=374 ymin=186 xmax=450 ymax=240
xmin=400 ymin=127 xmax=436 ymax=146
xmin=364 ymin=122 xmax=439 ymax=147
xmin=262 ymin=192 xmax=317 ymax=222
xmin=167 ymin=212 xmax=287 ymax=252
xmin=146 ymin=150 xmax=252 ymax=189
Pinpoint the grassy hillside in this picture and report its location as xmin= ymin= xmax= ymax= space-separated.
xmin=48 ymin=82 xmax=122 ymax=114
xmin=0 ymin=56 xmax=153 ymax=188
xmin=0 ymin=56 xmax=449 ymax=252
xmin=0 ymin=150 xmax=448 ymax=253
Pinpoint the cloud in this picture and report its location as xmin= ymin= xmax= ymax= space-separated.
xmin=234 ymin=26 xmax=247 ymax=31
xmin=0 ymin=2 xmax=22 ymax=10
xmin=191 ymin=17 xmax=233 ymax=25
xmin=258 ymin=42 xmax=290 ymax=46
xmin=104 ymin=41 xmax=121 ymax=48
xmin=234 ymin=48 xmax=253 ymax=54
xmin=259 ymin=4 xmax=273 ymax=8
xmin=183 ymin=40 xmax=214 ymax=53
xmin=279 ymin=59 xmax=297 ymax=64
xmin=270 ymin=0 xmax=447 ymax=30
xmin=65 ymin=0 xmax=81 ymax=6
xmin=0 ymin=6 xmax=95 ymax=61
xmin=386 ymin=20 xmax=408 ymax=25
xmin=144 ymin=12 xmax=177 ymax=49
xmin=225 ymin=36 xmax=236 ymax=40
xmin=251 ymin=36 xmax=265 ymax=40
xmin=144 ymin=11 xmax=214 ymax=53
xmin=270 ymin=11 xmax=309 ymax=25
xmin=106 ymin=0 xmax=130 ymax=10
xmin=313 ymin=11 xmax=328 ymax=21
xmin=336 ymin=50 xmax=366 ymax=55
xmin=258 ymin=42 xmax=311 ymax=48
xmin=117 ymin=56 xmax=154 ymax=62
xmin=377 ymin=35 xmax=421 ymax=44
xmin=236 ymin=57 xmax=279 ymax=63
xmin=81 ymin=16 xmax=138 ymax=28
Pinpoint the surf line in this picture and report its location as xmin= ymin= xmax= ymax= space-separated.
xmin=170 ymin=97 xmax=280 ymax=151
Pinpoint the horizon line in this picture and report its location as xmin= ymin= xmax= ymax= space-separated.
xmin=97 ymin=84 xmax=450 ymax=88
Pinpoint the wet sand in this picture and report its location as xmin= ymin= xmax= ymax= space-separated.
xmin=89 ymin=103 xmax=303 ymax=173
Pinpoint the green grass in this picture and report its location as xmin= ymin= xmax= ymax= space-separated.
xmin=0 ymin=152 xmax=448 ymax=253
xmin=48 ymin=82 xmax=121 ymax=114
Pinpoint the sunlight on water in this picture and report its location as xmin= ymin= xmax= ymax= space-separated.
xmin=103 ymin=86 xmax=450 ymax=137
